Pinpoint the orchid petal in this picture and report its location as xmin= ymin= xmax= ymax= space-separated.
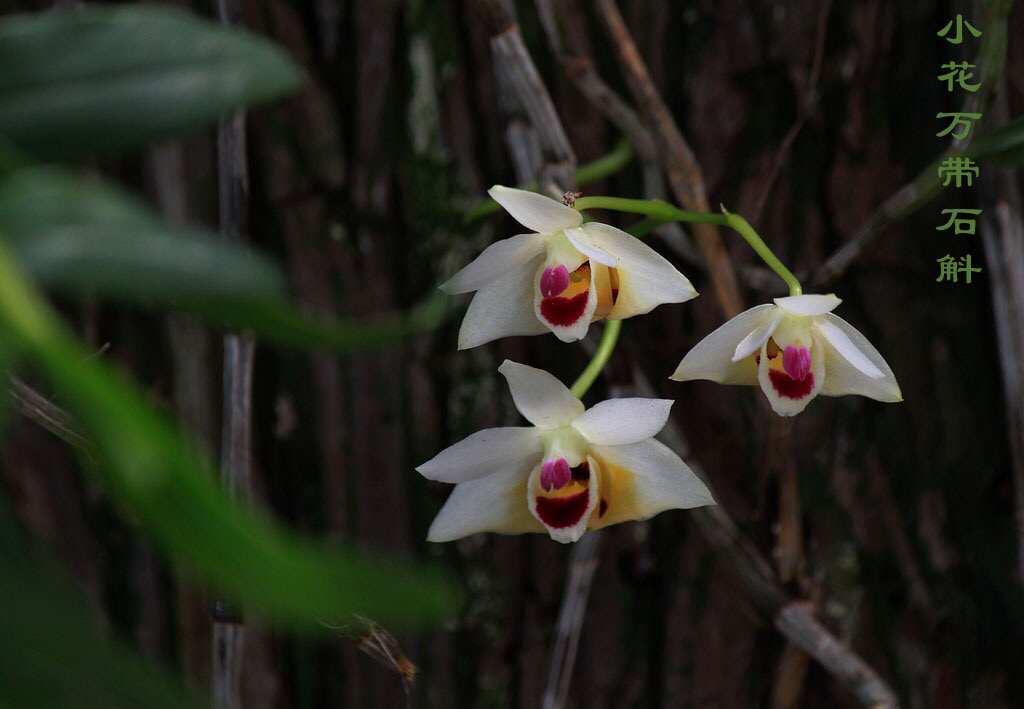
xmin=588 ymin=440 xmax=714 ymax=530
xmin=816 ymin=318 xmax=884 ymax=379
xmin=457 ymin=254 xmax=548 ymax=349
xmin=732 ymin=312 xmax=782 ymax=361
xmin=670 ymin=304 xmax=777 ymax=385
xmin=426 ymin=464 xmax=545 ymax=542
xmin=416 ymin=427 xmax=543 ymax=483
xmin=564 ymin=227 xmax=617 ymax=267
xmin=498 ymin=360 xmax=584 ymax=428
xmin=773 ymin=293 xmax=842 ymax=316
xmin=571 ymin=398 xmax=673 ymax=446
xmin=757 ymin=333 xmax=825 ymax=416
xmin=441 ymin=233 xmax=546 ymax=294
xmin=528 ymin=455 xmax=599 ymax=543
xmin=576 ymin=222 xmax=697 ymax=319
xmin=817 ymin=314 xmax=902 ymax=402
xmin=488 ymin=185 xmax=583 ymax=234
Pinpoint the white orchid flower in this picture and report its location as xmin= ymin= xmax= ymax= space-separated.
xmin=443 ymin=186 xmax=697 ymax=349
xmin=670 ymin=294 xmax=901 ymax=416
xmin=418 ymin=360 xmax=714 ymax=543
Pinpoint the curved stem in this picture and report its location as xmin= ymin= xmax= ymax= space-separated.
xmin=573 ymin=195 xmax=724 ymax=223
xmin=576 ymin=196 xmax=803 ymax=296
xmin=570 ymin=319 xmax=622 ymax=399
xmin=721 ymin=212 xmax=802 ymax=296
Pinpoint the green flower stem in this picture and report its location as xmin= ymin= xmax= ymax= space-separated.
xmin=464 ymin=139 xmax=635 ymax=223
xmin=573 ymin=196 xmax=723 ymax=223
xmin=574 ymin=196 xmax=803 ymax=297
xmin=722 ymin=209 xmax=802 ymax=296
xmin=570 ymin=319 xmax=622 ymax=399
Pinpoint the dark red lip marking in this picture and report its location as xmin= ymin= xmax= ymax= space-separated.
xmin=535 ymin=489 xmax=590 ymax=529
xmin=540 ymin=292 xmax=589 ymax=327
xmin=768 ymin=369 xmax=815 ymax=399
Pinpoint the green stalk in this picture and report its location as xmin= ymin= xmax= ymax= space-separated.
xmin=721 ymin=210 xmax=802 ymax=296
xmin=575 ymin=196 xmax=803 ymax=296
xmin=573 ymin=195 xmax=724 ymax=223
xmin=570 ymin=319 xmax=622 ymax=399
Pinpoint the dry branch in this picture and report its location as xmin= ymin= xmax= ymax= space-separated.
xmin=212 ymin=1 xmax=253 ymax=707
xmin=594 ymin=0 xmax=744 ymax=319
xmin=477 ymin=0 xmax=577 ymax=191
xmin=629 ymin=357 xmax=899 ymax=709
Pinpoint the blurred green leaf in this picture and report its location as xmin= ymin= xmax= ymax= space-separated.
xmin=0 ymin=503 xmax=206 ymax=709
xmin=0 ymin=6 xmax=302 ymax=158
xmin=0 ymin=168 xmax=451 ymax=349
xmin=0 ymin=167 xmax=285 ymax=304
xmin=0 ymin=241 xmax=460 ymax=629
xmin=968 ymin=115 xmax=1024 ymax=167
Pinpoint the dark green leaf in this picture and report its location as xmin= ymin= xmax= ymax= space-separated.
xmin=0 ymin=243 xmax=461 ymax=629
xmin=0 ymin=503 xmax=205 ymax=709
xmin=0 ymin=167 xmax=452 ymax=351
xmin=968 ymin=115 xmax=1024 ymax=167
xmin=0 ymin=167 xmax=285 ymax=305
xmin=0 ymin=6 xmax=302 ymax=158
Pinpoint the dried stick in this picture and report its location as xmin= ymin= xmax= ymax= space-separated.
xmin=541 ymin=530 xmax=602 ymax=709
xmin=212 ymin=1 xmax=253 ymax=707
xmin=594 ymin=0 xmax=744 ymax=319
xmin=534 ymin=0 xmax=656 ymax=162
xmin=628 ymin=357 xmax=899 ymax=709
xmin=477 ymin=0 xmax=577 ymax=191
xmin=979 ymin=85 xmax=1024 ymax=595
xmin=6 ymin=376 xmax=93 ymax=455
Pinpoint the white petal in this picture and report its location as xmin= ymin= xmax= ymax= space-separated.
xmin=817 ymin=314 xmax=902 ymax=402
xmin=426 ymin=464 xmax=545 ymax=542
xmin=815 ymin=318 xmax=884 ymax=379
xmin=457 ymin=254 xmax=548 ymax=349
xmin=488 ymin=185 xmax=583 ymax=234
xmin=441 ymin=233 xmax=546 ymax=294
xmin=773 ymin=293 xmax=842 ymax=316
xmin=757 ymin=335 xmax=825 ymax=416
xmin=533 ymin=260 xmax=599 ymax=342
xmin=571 ymin=398 xmax=673 ymax=446
xmin=577 ymin=222 xmax=697 ymax=319
xmin=588 ymin=440 xmax=714 ymax=530
xmin=564 ymin=227 xmax=617 ymax=267
xmin=416 ymin=427 xmax=542 ymax=483
xmin=528 ymin=455 xmax=599 ymax=543
xmin=732 ymin=313 xmax=782 ymax=362
xmin=670 ymin=304 xmax=777 ymax=385
xmin=498 ymin=360 xmax=584 ymax=428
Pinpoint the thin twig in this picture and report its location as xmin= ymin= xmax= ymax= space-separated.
xmin=6 ymin=376 xmax=94 ymax=456
xmin=750 ymin=0 xmax=832 ymax=224
xmin=534 ymin=0 xmax=657 ymax=162
xmin=541 ymin=531 xmax=602 ymax=709
xmin=628 ymin=357 xmax=899 ymax=709
xmin=477 ymin=0 xmax=577 ymax=192
xmin=322 ymin=616 xmax=419 ymax=703
xmin=594 ymin=0 xmax=744 ymax=318
xmin=212 ymin=1 xmax=253 ymax=707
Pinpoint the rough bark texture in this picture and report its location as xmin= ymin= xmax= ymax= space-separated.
xmin=2 ymin=1 xmax=1023 ymax=707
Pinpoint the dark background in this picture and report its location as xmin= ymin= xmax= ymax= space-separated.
xmin=1 ymin=0 xmax=1023 ymax=707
